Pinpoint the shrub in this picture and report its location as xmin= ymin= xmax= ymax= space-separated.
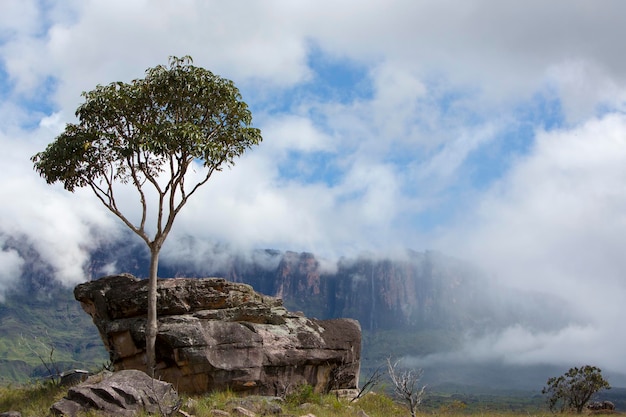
xmin=285 ymin=383 xmax=322 ymax=406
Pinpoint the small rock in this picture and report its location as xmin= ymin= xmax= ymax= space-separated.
xmin=210 ymin=410 xmax=230 ymax=416
xmin=59 ymin=369 xmax=91 ymax=387
xmin=0 ymin=412 xmax=22 ymax=417
xmin=232 ymin=406 xmax=256 ymax=417
xmin=226 ymin=396 xmax=282 ymax=415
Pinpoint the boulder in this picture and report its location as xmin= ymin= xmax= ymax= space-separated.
xmin=50 ymin=369 xmax=179 ymax=416
xmin=74 ymin=274 xmax=361 ymax=395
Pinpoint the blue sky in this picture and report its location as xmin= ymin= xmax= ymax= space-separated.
xmin=3 ymin=0 xmax=626 ymax=373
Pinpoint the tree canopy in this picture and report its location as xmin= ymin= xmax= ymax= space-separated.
xmin=32 ymin=56 xmax=261 ymax=249
xmin=542 ymin=365 xmax=610 ymax=413
xmin=32 ymin=56 xmax=262 ymax=372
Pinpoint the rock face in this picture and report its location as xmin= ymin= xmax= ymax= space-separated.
xmin=74 ymin=274 xmax=361 ymax=395
xmin=51 ymin=369 xmax=179 ymax=417
xmin=144 ymin=248 xmax=575 ymax=333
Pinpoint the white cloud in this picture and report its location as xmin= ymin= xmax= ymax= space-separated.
xmin=0 ymin=245 xmax=24 ymax=301
xmin=0 ymin=0 xmax=40 ymax=37
xmin=547 ymin=60 xmax=626 ymax=122
xmin=416 ymin=122 xmax=500 ymax=183
xmin=2 ymin=0 xmax=314 ymax=114
xmin=431 ymin=114 xmax=626 ymax=370
xmin=0 ymin=119 xmax=119 ymax=288
xmin=452 ymin=114 xmax=626 ymax=293
xmin=261 ymin=115 xmax=334 ymax=154
xmin=302 ymin=0 xmax=626 ymax=121
xmin=411 ymin=323 xmax=624 ymax=372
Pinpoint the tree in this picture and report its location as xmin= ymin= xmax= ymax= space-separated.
xmin=32 ymin=56 xmax=262 ymax=373
xmin=542 ymin=365 xmax=610 ymax=413
xmin=386 ymin=357 xmax=427 ymax=417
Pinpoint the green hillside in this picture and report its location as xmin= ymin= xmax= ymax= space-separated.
xmin=0 ymin=286 xmax=108 ymax=384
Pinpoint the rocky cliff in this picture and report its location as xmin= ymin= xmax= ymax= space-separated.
xmin=153 ymin=248 xmax=573 ymax=334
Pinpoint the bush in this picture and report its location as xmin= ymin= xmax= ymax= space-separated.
xmin=285 ymin=383 xmax=322 ymax=406
xmin=542 ymin=365 xmax=611 ymax=413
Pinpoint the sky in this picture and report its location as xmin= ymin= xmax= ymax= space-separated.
xmin=2 ymin=0 xmax=626 ymax=377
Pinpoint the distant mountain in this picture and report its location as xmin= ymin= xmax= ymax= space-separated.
xmin=158 ymin=245 xmax=577 ymax=335
xmin=0 ymin=233 xmax=583 ymax=389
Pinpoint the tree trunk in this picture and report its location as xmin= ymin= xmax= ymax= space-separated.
xmin=146 ymin=246 xmax=160 ymax=376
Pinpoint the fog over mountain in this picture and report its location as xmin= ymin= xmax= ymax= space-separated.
xmin=3 ymin=230 xmax=624 ymax=389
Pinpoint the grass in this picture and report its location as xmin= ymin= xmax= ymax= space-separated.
xmin=0 ymin=382 xmax=67 ymax=417
xmin=0 ymin=381 xmax=574 ymax=417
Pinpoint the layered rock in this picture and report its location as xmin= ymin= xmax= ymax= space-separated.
xmin=74 ymin=274 xmax=361 ymax=395
xmin=51 ymin=370 xmax=179 ymax=417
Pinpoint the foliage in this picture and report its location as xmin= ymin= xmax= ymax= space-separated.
xmin=542 ymin=365 xmax=610 ymax=413
xmin=285 ymin=383 xmax=323 ymax=406
xmin=188 ymin=389 xmax=237 ymax=415
xmin=353 ymin=392 xmax=407 ymax=416
xmin=32 ymin=55 xmax=262 ymax=202
xmin=422 ymin=388 xmax=548 ymax=414
xmin=31 ymin=55 xmax=262 ymax=372
xmin=280 ymin=387 xmax=408 ymax=417
xmin=438 ymin=399 xmax=469 ymax=413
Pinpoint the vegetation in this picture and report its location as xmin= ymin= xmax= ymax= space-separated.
xmin=31 ymin=56 xmax=262 ymax=372
xmin=362 ymin=329 xmax=461 ymax=363
xmin=0 ymin=382 xmax=67 ymax=417
xmin=0 ymin=288 xmax=107 ymax=384
xmin=0 ymin=381 xmax=606 ymax=417
xmin=542 ymin=365 xmax=611 ymax=413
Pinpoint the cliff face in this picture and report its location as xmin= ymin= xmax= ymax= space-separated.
xmin=156 ymin=248 xmax=570 ymax=334
xmin=230 ymin=250 xmax=477 ymax=331
xmin=7 ymin=232 xmax=572 ymax=335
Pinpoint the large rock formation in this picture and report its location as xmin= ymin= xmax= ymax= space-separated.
xmin=74 ymin=274 xmax=361 ymax=395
